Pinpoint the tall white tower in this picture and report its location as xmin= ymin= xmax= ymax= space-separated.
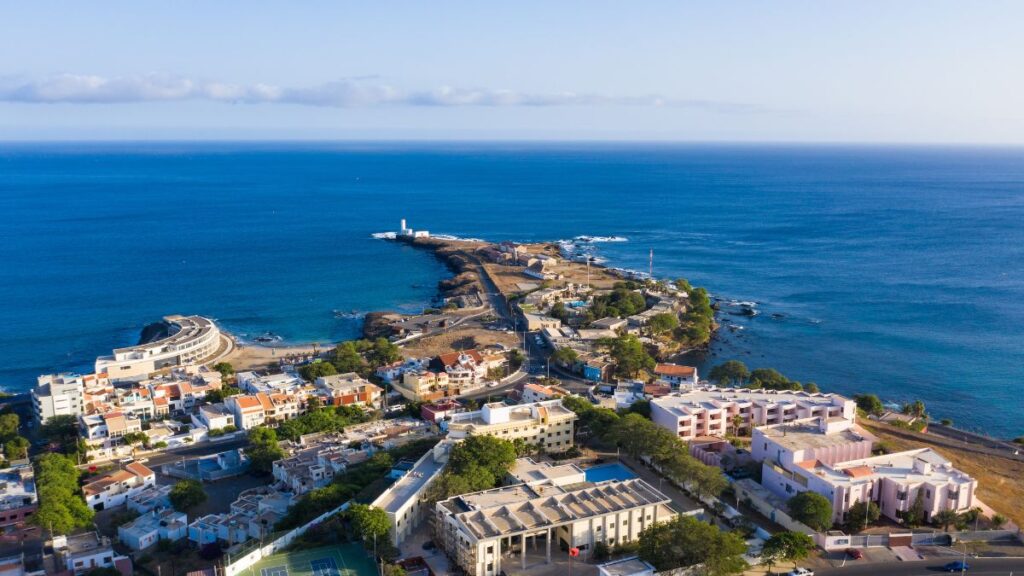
xmin=400 ymin=218 xmax=407 ymax=233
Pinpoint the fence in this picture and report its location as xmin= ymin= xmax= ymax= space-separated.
xmin=911 ymin=530 xmax=1021 ymax=546
xmin=223 ymin=500 xmax=352 ymax=576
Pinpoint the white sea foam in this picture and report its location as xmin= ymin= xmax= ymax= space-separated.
xmin=572 ymin=235 xmax=629 ymax=243
xmin=371 ymin=231 xmax=396 ymax=239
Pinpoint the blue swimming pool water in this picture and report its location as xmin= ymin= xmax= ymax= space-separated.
xmin=585 ymin=462 xmax=637 ymax=483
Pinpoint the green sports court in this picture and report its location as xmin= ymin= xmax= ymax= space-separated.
xmin=240 ymin=543 xmax=378 ymax=576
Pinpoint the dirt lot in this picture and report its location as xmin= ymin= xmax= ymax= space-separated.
xmin=861 ymin=421 xmax=1024 ymax=527
xmin=401 ymin=328 xmax=520 ymax=358
xmin=483 ymin=261 xmax=621 ymax=297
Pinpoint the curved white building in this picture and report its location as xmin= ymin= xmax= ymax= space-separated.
xmin=96 ymin=315 xmax=221 ymax=381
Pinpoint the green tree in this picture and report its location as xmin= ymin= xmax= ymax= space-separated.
xmin=902 ymin=400 xmax=926 ymax=418
xmin=845 ymin=501 xmax=880 ymax=532
xmin=609 ymin=334 xmax=655 ymax=377
xmin=32 ymin=453 xmax=94 ymax=534
xmin=349 ymin=503 xmax=391 ymax=543
xmin=902 ymin=490 xmax=926 ymax=528
xmin=169 ymin=479 xmax=207 ymax=511
xmin=592 ymin=541 xmax=611 ymax=562
xmin=332 ymin=341 xmax=367 ymax=374
xmin=3 ymin=436 xmax=29 ymax=460
xmin=708 ymin=361 xmax=750 ymax=386
xmin=448 ymin=435 xmax=516 ymax=478
xmin=749 ymin=368 xmax=801 ymax=391
xmin=0 ymin=413 xmax=19 ymax=439
xmin=246 ymin=427 xmax=285 ymax=474
xmin=550 ymin=346 xmax=579 ymax=367
xmin=648 ymin=313 xmax=679 ymax=335
xmin=761 ymin=531 xmax=814 ymax=575
xmin=853 ymin=394 xmax=885 ymax=417
xmin=692 ymin=464 xmax=728 ymax=500
xmin=121 ymin=431 xmax=149 ymax=446
xmin=367 ymin=338 xmax=402 ymax=368
xmin=212 ymin=362 xmax=235 ymax=378
xmin=933 ymin=509 xmax=959 ymax=532
xmin=40 ymin=414 xmax=80 ymax=454
xmin=207 ymin=386 xmax=242 ymax=403
xmin=991 ymin=514 xmax=1007 ymax=529
xmin=609 ymin=413 xmax=662 ymax=459
xmin=787 ymin=492 xmax=833 ymax=532
xmin=299 ymin=361 xmax=338 ymax=382
xmin=638 ymin=515 xmax=747 ymax=575
xmin=803 ymin=382 xmax=820 ymax=394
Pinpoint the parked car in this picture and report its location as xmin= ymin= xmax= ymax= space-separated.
xmin=786 ymin=569 xmax=814 ymax=576
xmin=943 ymin=561 xmax=970 ymax=572
xmin=119 ymin=457 xmax=135 ymax=465
xmin=845 ymin=548 xmax=864 ymax=560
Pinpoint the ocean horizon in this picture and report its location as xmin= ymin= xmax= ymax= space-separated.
xmin=2 ymin=142 xmax=1022 ymax=437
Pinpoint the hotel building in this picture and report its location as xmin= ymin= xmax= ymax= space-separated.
xmin=95 ymin=315 xmax=221 ymax=382
xmin=755 ymin=417 xmax=977 ymax=524
xmin=447 ymin=399 xmax=577 ymax=452
xmin=650 ymin=387 xmax=855 ymax=441
xmin=434 ymin=478 xmax=674 ymax=576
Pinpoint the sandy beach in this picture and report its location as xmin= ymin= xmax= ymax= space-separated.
xmin=220 ymin=340 xmax=331 ymax=372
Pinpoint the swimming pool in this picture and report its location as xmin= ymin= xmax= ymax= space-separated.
xmin=585 ymin=462 xmax=637 ymax=483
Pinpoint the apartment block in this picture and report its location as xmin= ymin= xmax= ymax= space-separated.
xmin=446 ymin=399 xmax=577 ymax=452
xmin=0 ymin=463 xmax=37 ymax=529
xmin=650 ymin=387 xmax=855 ymax=441
xmin=314 ymin=373 xmax=383 ymax=407
xmin=32 ymin=373 xmax=88 ymax=424
xmin=755 ymin=417 xmax=977 ymax=525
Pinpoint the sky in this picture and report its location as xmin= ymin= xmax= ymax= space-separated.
xmin=2 ymin=1 xmax=1023 ymax=142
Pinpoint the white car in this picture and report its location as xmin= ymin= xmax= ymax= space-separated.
xmin=119 ymin=457 xmax=135 ymax=465
xmin=786 ymin=569 xmax=814 ymax=576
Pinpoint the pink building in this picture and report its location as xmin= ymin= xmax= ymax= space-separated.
xmin=650 ymin=387 xmax=856 ymax=441
xmin=756 ymin=417 xmax=977 ymax=525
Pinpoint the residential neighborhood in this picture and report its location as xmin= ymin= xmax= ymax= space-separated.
xmin=4 ymin=231 xmax=1021 ymax=576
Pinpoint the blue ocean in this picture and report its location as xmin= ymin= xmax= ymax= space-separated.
xmin=1 ymin=143 xmax=1022 ymax=437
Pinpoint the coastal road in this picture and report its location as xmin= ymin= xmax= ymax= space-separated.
xmin=817 ymin=557 xmax=1024 ymax=575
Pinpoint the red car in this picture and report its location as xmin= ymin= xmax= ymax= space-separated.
xmin=845 ymin=548 xmax=864 ymax=560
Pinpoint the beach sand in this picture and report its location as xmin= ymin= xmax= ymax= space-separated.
xmin=220 ymin=341 xmax=331 ymax=372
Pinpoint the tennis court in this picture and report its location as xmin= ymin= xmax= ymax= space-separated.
xmin=243 ymin=543 xmax=377 ymax=576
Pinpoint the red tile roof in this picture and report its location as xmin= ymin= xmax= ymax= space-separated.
xmin=655 ymin=364 xmax=696 ymax=377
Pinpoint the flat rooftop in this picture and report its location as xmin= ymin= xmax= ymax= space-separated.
xmin=510 ymin=458 xmax=585 ymax=485
xmin=653 ymin=386 xmax=850 ymax=414
xmin=374 ymin=450 xmax=446 ymax=514
xmin=440 ymin=478 xmax=674 ymax=541
xmin=760 ymin=421 xmax=876 ymax=451
xmin=801 ymin=448 xmax=975 ymax=486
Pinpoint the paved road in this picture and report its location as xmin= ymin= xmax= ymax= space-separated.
xmin=84 ymin=436 xmax=249 ymax=471
xmin=817 ymin=557 xmax=1024 ymax=576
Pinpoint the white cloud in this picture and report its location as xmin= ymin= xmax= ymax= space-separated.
xmin=0 ymin=73 xmax=758 ymax=112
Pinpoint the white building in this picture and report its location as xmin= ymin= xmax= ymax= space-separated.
xmin=193 ymin=402 xmax=235 ymax=430
xmin=650 ymin=387 xmax=855 ymax=441
xmin=52 ymin=532 xmax=130 ymax=575
xmin=447 ymin=399 xmax=577 ymax=452
xmin=373 ymin=439 xmax=453 ymax=545
xmin=82 ymin=462 xmax=156 ymax=511
xmin=653 ymin=364 xmax=699 ymax=388
xmin=118 ymin=508 xmax=188 ymax=550
xmin=754 ymin=417 xmax=978 ymax=525
xmin=237 ymin=371 xmax=305 ymax=395
xmin=32 ymin=373 xmax=92 ymax=424
xmin=435 ymin=478 xmax=675 ymax=576
xmin=95 ymin=315 xmax=221 ymax=382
